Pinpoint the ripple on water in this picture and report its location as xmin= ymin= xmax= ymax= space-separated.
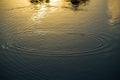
xmin=1 ymin=31 xmax=116 ymax=56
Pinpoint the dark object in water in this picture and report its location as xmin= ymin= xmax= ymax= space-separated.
xmin=70 ymin=0 xmax=89 ymax=10
xmin=45 ymin=0 xmax=50 ymax=3
xmin=30 ymin=0 xmax=42 ymax=4
xmin=71 ymin=0 xmax=80 ymax=5
xmin=30 ymin=0 xmax=41 ymax=3
xmin=70 ymin=0 xmax=80 ymax=10
xmin=70 ymin=0 xmax=89 ymax=5
xmin=30 ymin=0 xmax=50 ymax=4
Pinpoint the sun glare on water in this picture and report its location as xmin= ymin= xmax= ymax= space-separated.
xmin=32 ymin=0 xmax=63 ymax=22
xmin=49 ymin=0 xmax=61 ymax=5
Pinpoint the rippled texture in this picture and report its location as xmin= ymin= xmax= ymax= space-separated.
xmin=1 ymin=0 xmax=115 ymax=55
xmin=0 ymin=0 xmax=120 ymax=80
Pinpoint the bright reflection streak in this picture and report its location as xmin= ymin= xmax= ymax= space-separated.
xmin=31 ymin=0 xmax=90 ymax=22
xmin=50 ymin=0 xmax=61 ymax=6
xmin=32 ymin=0 xmax=62 ymax=22
xmin=32 ymin=5 xmax=47 ymax=22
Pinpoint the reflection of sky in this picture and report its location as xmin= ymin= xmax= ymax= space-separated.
xmin=32 ymin=0 xmax=62 ymax=22
xmin=31 ymin=0 xmax=90 ymax=22
xmin=1 ymin=0 xmax=30 ymax=10
xmin=1 ymin=0 xmax=90 ymax=23
xmin=108 ymin=0 xmax=120 ymax=25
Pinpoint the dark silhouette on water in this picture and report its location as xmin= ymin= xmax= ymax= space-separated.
xmin=30 ymin=0 xmax=50 ymax=4
xmin=29 ymin=0 xmax=89 ymax=10
xmin=70 ymin=0 xmax=89 ymax=6
xmin=30 ymin=0 xmax=41 ymax=4
xmin=70 ymin=0 xmax=89 ymax=10
xmin=45 ymin=0 xmax=50 ymax=3
xmin=71 ymin=0 xmax=80 ymax=5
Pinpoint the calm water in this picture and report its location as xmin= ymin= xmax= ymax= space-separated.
xmin=0 ymin=0 xmax=120 ymax=80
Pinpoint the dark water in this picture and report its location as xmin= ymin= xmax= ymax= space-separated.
xmin=0 ymin=0 xmax=120 ymax=80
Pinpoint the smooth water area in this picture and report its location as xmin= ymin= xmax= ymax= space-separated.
xmin=0 ymin=0 xmax=120 ymax=80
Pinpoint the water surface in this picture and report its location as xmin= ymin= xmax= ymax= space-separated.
xmin=0 ymin=0 xmax=120 ymax=80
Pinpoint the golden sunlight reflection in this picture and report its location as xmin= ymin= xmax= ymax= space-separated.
xmin=32 ymin=0 xmax=63 ymax=22
xmin=3 ymin=0 xmax=118 ymax=56
xmin=108 ymin=0 xmax=120 ymax=25
xmin=32 ymin=5 xmax=47 ymax=22
xmin=2 ymin=0 xmax=30 ymax=10
xmin=50 ymin=0 xmax=61 ymax=5
xmin=31 ymin=0 xmax=90 ymax=22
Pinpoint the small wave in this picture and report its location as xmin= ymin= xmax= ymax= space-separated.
xmin=1 ymin=32 xmax=116 ymax=56
xmin=5 ymin=5 xmax=31 ymax=11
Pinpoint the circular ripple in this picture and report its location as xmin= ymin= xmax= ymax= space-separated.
xmin=1 ymin=31 xmax=116 ymax=55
